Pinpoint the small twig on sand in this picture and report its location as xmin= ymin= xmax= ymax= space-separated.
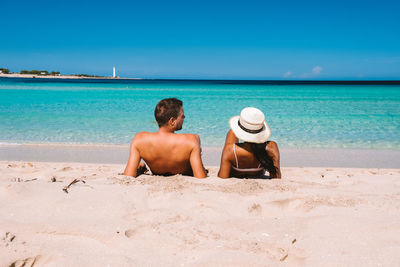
xmin=24 ymin=178 xmax=38 ymax=182
xmin=280 ymin=254 xmax=288 ymax=262
xmin=62 ymin=179 xmax=85 ymax=194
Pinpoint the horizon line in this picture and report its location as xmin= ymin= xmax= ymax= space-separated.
xmin=1 ymin=76 xmax=400 ymax=84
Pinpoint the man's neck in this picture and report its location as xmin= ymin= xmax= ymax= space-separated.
xmin=158 ymin=126 xmax=175 ymax=134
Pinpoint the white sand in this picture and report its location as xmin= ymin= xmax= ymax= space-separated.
xmin=1 ymin=161 xmax=400 ymax=266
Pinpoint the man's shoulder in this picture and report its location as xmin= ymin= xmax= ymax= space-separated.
xmin=168 ymin=133 xmax=201 ymax=151
xmin=131 ymin=131 xmax=154 ymax=143
xmin=134 ymin=131 xmax=152 ymax=137
xmin=176 ymin=133 xmax=200 ymax=142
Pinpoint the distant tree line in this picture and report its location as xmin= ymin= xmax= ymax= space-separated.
xmin=1 ymin=68 xmax=104 ymax=78
xmin=71 ymin=74 xmax=105 ymax=77
xmin=20 ymin=70 xmax=60 ymax=75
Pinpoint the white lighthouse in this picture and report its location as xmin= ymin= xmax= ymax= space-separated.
xmin=113 ymin=67 xmax=116 ymax=78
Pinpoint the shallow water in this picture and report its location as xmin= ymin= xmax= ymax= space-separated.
xmin=1 ymin=78 xmax=399 ymax=149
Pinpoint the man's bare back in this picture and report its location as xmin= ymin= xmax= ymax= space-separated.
xmin=124 ymin=98 xmax=207 ymax=178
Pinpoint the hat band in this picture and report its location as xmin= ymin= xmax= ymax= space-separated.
xmin=238 ymin=121 xmax=263 ymax=134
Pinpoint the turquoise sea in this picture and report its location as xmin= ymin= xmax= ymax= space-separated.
xmin=1 ymin=78 xmax=399 ymax=149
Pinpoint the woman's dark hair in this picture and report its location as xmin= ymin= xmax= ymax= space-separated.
xmin=250 ymin=142 xmax=277 ymax=177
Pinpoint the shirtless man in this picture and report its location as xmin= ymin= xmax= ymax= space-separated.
xmin=124 ymin=98 xmax=207 ymax=178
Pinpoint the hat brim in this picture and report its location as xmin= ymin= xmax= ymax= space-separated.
xmin=229 ymin=116 xmax=271 ymax=143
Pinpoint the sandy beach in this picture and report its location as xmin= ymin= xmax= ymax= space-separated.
xmin=1 ymin=160 xmax=400 ymax=266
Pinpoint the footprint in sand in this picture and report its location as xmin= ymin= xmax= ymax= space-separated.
xmin=2 ymin=231 xmax=16 ymax=246
xmin=248 ymin=203 xmax=262 ymax=214
xmin=60 ymin=167 xmax=72 ymax=172
xmin=125 ymin=229 xmax=136 ymax=238
xmin=9 ymin=255 xmax=52 ymax=267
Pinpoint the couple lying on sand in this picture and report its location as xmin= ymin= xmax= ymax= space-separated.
xmin=124 ymin=98 xmax=281 ymax=179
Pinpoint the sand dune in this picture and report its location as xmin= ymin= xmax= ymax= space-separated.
xmin=1 ymin=161 xmax=400 ymax=266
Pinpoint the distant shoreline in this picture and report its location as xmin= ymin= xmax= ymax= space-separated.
xmin=0 ymin=73 xmax=142 ymax=80
xmin=1 ymin=74 xmax=400 ymax=84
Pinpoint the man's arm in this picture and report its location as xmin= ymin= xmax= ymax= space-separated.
xmin=189 ymin=135 xmax=207 ymax=178
xmin=123 ymin=138 xmax=142 ymax=177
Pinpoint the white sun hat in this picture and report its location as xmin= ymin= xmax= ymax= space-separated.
xmin=229 ymin=107 xmax=271 ymax=143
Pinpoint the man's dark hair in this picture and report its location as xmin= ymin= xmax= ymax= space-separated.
xmin=154 ymin=98 xmax=183 ymax=127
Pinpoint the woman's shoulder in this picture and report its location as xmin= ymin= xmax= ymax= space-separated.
xmin=222 ymin=142 xmax=235 ymax=154
xmin=266 ymin=140 xmax=278 ymax=149
xmin=266 ymin=140 xmax=280 ymax=157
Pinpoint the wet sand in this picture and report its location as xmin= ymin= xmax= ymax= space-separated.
xmin=1 ymin=143 xmax=400 ymax=168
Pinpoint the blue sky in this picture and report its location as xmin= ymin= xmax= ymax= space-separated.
xmin=1 ymin=0 xmax=399 ymax=79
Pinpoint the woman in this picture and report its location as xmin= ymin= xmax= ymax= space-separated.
xmin=218 ymin=107 xmax=281 ymax=179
